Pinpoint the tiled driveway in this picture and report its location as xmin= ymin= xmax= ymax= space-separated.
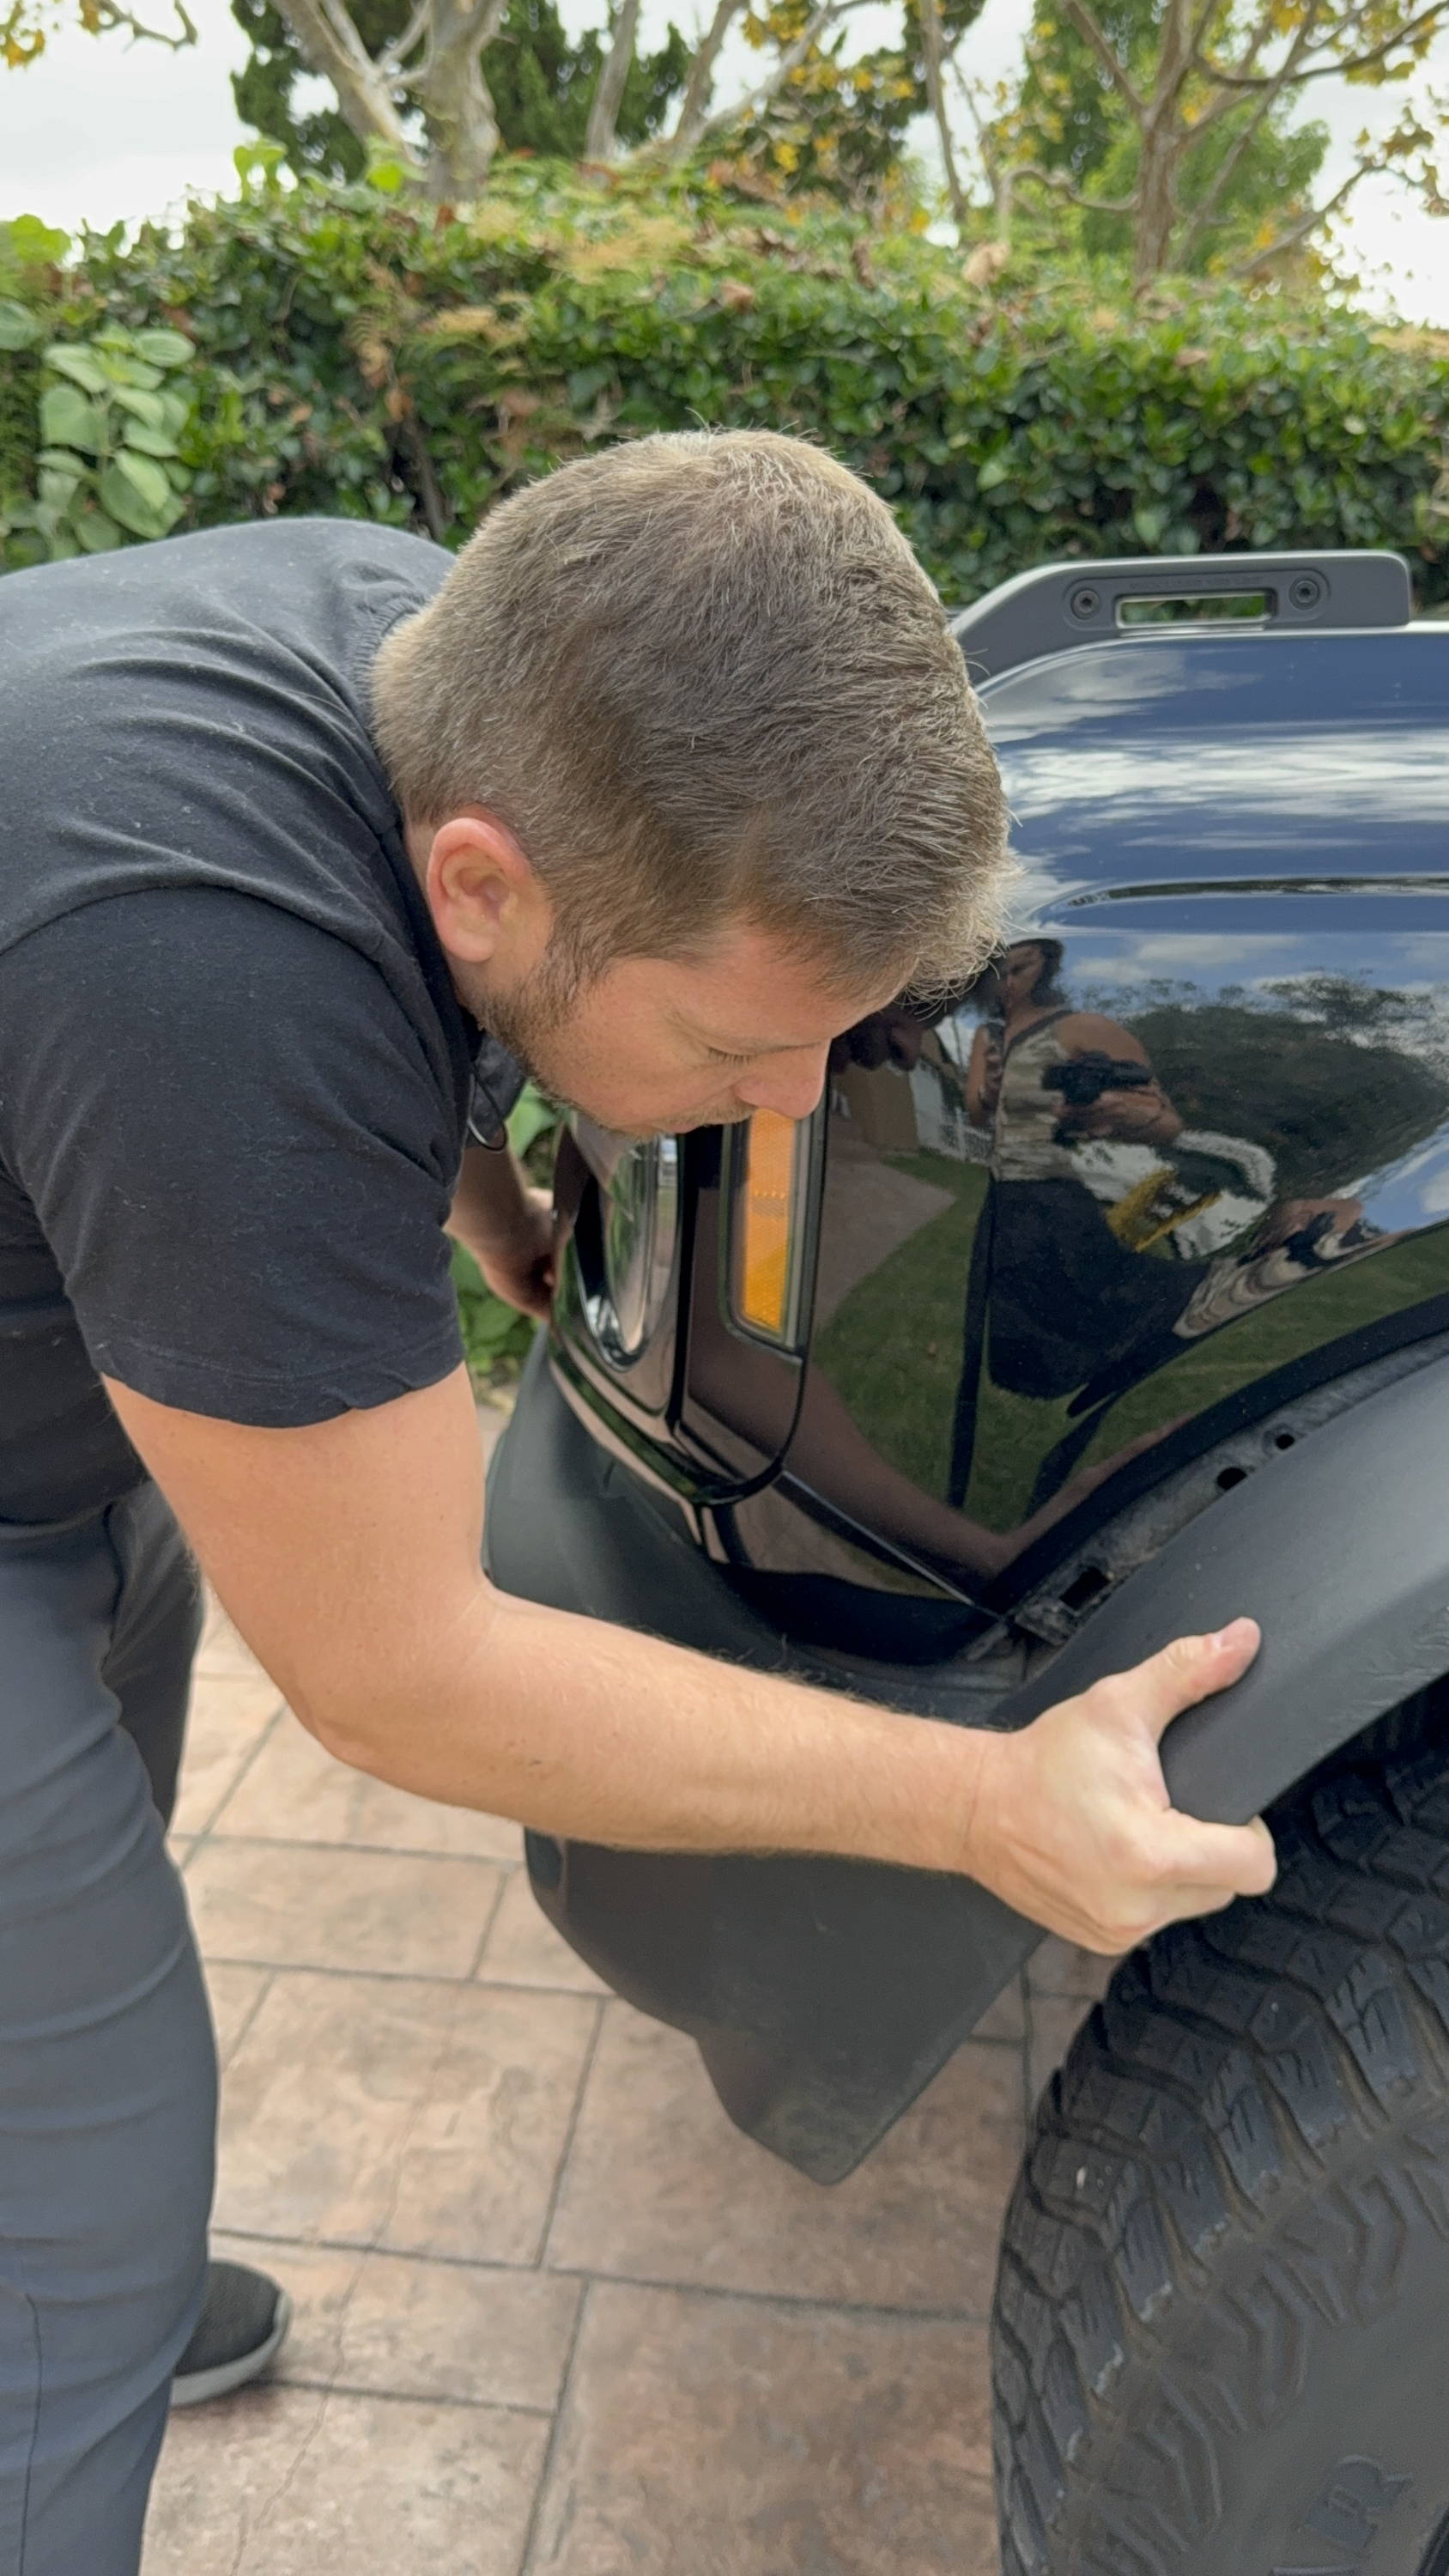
xmin=144 ymin=1406 xmax=1110 ymax=2576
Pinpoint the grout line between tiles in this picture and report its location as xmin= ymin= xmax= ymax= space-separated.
xmin=535 ymin=2264 xmax=995 ymax=2330
xmin=196 ymin=1950 xmax=575 ymax=1989
xmin=213 ymin=2223 xmax=993 ymax=2326
xmin=273 ymin=2375 xmax=555 ymax=2420
xmin=464 ymin=1868 xmax=513 ymax=1981
xmin=179 ymin=1700 xmax=288 ymax=1859
xmin=532 ymin=1997 xmax=606 ymax=2269
xmin=215 ymin=1965 xmax=276 ymax=2074
xmin=192 ymin=1831 xmax=523 ymax=1868
xmin=516 ymin=2276 xmax=593 ymax=2576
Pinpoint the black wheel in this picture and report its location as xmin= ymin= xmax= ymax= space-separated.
xmin=993 ymin=1735 xmax=1449 ymax=2575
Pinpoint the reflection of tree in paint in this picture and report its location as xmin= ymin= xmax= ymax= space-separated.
xmin=1098 ymin=977 xmax=1449 ymax=1202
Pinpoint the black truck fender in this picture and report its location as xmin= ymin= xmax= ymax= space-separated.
xmin=484 ymin=1337 xmax=1449 ymax=2183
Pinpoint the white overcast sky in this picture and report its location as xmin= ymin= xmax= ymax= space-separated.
xmin=1 ymin=0 xmax=1446 ymax=321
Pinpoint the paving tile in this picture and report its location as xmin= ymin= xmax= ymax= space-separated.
xmin=143 ymin=2384 xmax=546 ymax=2575
xmin=211 ymin=2232 xmax=580 ymax=2413
xmin=476 ymin=1869 xmax=607 ymax=1994
xmin=213 ymin=1711 xmax=526 ymax=1863
xmin=972 ymin=1971 xmax=1026 ymax=2044
xmin=205 ymin=1962 xmax=272 ymax=2068
xmin=194 ymin=1595 xmax=265 ymax=1680
xmin=215 ymin=1970 xmax=597 ymax=2262
xmin=185 ymin=1839 xmax=505 ymax=1979
xmin=1026 ymin=1936 xmax=1120 ymax=2002
xmin=1026 ymin=1990 xmax=1099 ymax=2113
xmin=171 ymin=1671 xmax=282 ymax=1835
xmin=528 ymin=2281 xmax=998 ymax=2576
xmin=546 ymin=2004 xmax=1022 ymax=2313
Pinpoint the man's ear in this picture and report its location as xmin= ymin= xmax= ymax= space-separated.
xmin=421 ymin=811 xmax=549 ymax=969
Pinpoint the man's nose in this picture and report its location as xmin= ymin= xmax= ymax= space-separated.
xmin=735 ymin=1048 xmax=829 ymax=1122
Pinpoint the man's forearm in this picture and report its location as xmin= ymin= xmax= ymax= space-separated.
xmin=446 ymin=1143 xmax=534 ymax=1261
xmin=312 ymin=1578 xmax=985 ymax=1878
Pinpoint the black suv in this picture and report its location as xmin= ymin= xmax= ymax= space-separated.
xmin=488 ymin=550 xmax=1449 ymax=2575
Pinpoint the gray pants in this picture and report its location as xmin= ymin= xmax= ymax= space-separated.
xmin=0 ymin=1482 xmax=215 ymax=2575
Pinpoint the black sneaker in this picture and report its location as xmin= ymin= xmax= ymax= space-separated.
xmin=170 ymin=2258 xmax=293 ymax=2409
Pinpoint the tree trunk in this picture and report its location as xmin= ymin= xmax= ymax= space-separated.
xmin=915 ymin=0 xmax=968 ymax=231
xmin=1132 ymin=120 xmax=1180 ymax=278
xmin=415 ymin=0 xmax=508 ymax=193
xmin=270 ymin=0 xmax=417 ymax=161
xmin=585 ymin=0 xmax=640 ymax=160
xmin=670 ymin=0 xmax=746 ymax=154
xmin=1131 ymin=0 xmax=1192 ymax=280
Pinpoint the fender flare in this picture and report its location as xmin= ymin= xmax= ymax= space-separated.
xmin=486 ymin=1342 xmax=1449 ymax=2182
xmin=1011 ymin=1345 xmax=1449 ymax=1827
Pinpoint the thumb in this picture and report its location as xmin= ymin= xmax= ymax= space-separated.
xmin=1095 ymin=1616 xmax=1261 ymax=1747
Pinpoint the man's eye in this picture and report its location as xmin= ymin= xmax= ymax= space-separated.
xmin=708 ymin=1048 xmax=752 ymax=1067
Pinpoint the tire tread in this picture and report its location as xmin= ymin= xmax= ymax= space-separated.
xmin=994 ymin=1742 xmax=1449 ymax=2575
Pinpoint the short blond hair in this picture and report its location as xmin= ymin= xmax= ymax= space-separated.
xmin=373 ymin=429 xmax=1010 ymax=994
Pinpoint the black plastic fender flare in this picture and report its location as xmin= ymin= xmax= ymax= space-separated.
xmin=484 ymin=1340 xmax=1449 ymax=2182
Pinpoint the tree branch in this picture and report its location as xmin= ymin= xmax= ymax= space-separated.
xmin=916 ymin=0 xmax=969 ymax=229
xmin=1232 ymin=159 xmax=1368 ymax=272
xmin=701 ymin=0 xmax=864 ymax=136
xmin=585 ymin=0 xmax=640 ymax=158
xmin=670 ymin=0 xmax=748 ymax=151
xmin=270 ymin=0 xmax=418 ymax=155
xmin=1176 ymin=68 xmax=1289 ymax=252
xmin=1199 ymin=0 xmax=1448 ymax=88
xmin=91 ymin=0 xmax=197 ymax=45
xmin=1011 ymin=158 xmax=1138 ymax=213
xmin=376 ymin=0 xmax=429 ymax=74
xmin=1058 ymin=0 xmax=1147 ymax=121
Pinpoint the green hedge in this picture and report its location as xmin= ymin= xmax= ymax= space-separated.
xmin=3 ymin=162 xmax=1448 ymax=603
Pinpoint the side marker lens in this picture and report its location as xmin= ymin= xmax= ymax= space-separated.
xmin=736 ymin=1109 xmax=797 ymax=1339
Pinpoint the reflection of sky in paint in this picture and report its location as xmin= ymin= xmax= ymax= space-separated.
xmin=1349 ymin=1141 xmax=1449 ymax=1232
xmin=984 ymin=629 xmax=1449 ymax=896
xmin=978 ymin=922 xmax=1449 ymax=1235
xmin=975 ymin=634 xmax=1449 ymax=1248
xmin=1071 ymin=935 xmax=1300 ymax=979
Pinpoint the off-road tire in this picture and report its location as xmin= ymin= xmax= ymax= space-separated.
xmin=993 ymin=1736 xmax=1449 ymax=2575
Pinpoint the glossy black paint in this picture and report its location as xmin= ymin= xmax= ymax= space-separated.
xmin=726 ymin=627 xmax=1449 ymax=1631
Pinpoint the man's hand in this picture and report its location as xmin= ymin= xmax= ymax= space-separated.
xmin=962 ymin=1619 xmax=1276 ymax=1951
xmin=447 ymin=1146 xmax=555 ymax=1320
xmin=472 ymin=1184 xmax=555 ymax=1321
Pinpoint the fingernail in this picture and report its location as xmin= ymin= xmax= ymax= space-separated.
xmin=1210 ymin=1618 xmax=1256 ymax=1650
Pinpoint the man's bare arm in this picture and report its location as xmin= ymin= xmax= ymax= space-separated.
xmin=104 ymin=1368 xmax=1276 ymax=1952
xmin=446 ymin=1144 xmax=554 ymax=1317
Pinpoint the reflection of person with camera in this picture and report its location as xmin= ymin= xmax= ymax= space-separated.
xmin=963 ymin=939 xmax=1394 ymax=1424
xmin=961 ymin=940 xmax=1199 ymax=1404
xmin=967 ymin=939 xmax=1182 ymax=1163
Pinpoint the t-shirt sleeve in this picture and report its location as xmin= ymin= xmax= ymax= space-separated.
xmin=0 ymin=889 xmax=467 ymax=1425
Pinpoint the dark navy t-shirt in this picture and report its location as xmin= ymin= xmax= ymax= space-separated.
xmin=0 ymin=518 xmax=523 ymax=1522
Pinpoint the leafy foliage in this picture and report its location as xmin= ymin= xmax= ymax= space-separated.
xmin=0 ymin=317 xmax=196 ymax=562
xmin=0 ymin=169 xmax=1446 ymax=602
xmin=1127 ymin=981 xmax=1449 ymax=1196
xmin=724 ymin=0 xmax=985 ymax=205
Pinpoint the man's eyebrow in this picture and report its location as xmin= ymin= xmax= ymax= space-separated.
xmin=673 ymin=1010 xmax=811 ymax=1057
xmin=698 ymin=1027 xmax=815 ymax=1055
